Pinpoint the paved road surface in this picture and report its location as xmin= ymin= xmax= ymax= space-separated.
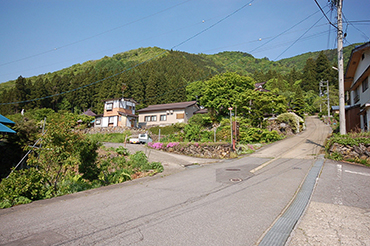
xmin=2 ymin=116 xmax=365 ymax=245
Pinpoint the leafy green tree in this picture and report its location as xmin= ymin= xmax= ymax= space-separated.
xmin=201 ymin=72 xmax=255 ymax=117
xmin=237 ymin=90 xmax=287 ymax=127
xmin=27 ymin=114 xmax=99 ymax=195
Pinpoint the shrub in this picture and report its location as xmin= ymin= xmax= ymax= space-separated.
xmin=148 ymin=142 xmax=164 ymax=149
xmin=277 ymin=112 xmax=304 ymax=133
xmin=116 ymin=146 xmax=130 ymax=156
xmin=239 ymin=127 xmax=282 ymax=144
xmin=0 ymin=168 xmax=48 ymax=208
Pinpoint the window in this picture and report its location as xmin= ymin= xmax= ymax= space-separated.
xmin=160 ymin=114 xmax=167 ymax=121
xmin=109 ymin=116 xmax=115 ymax=123
xmin=144 ymin=115 xmax=157 ymax=122
xmin=176 ymin=113 xmax=184 ymax=119
xmin=106 ymin=103 xmax=113 ymax=111
xmin=354 ymin=88 xmax=360 ymax=103
xmin=362 ymin=77 xmax=368 ymax=93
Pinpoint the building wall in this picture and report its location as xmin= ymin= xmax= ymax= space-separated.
xmin=345 ymin=105 xmax=361 ymax=132
xmin=354 ymin=50 xmax=370 ymax=82
xmin=139 ymin=109 xmax=192 ymax=126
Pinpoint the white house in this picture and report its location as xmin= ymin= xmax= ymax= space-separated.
xmin=94 ymin=98 xmax=138 ymax=128
xmin=138 ymin=101 xmax=199 ymax=127
xmin=344 ymin=42 xmax=370 ymax=131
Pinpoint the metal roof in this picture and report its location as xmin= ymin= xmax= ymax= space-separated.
xmin=138 ymin=101 xmax=198 ymax=113
xmin=0 ymin=114 xmax=15 ymax=124
xmin=0 ymin=122 xmax=16 ymax=133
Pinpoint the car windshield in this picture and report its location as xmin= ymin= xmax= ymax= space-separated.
xmin=139 ymin=134 xmax=146 ymax=138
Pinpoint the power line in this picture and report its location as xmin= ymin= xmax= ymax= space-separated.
xmin=0 ymin=0 xmax=193 ymax=68
xmin=0 ymin=0 xmax=256 ymax=106
xmin=274 ymin=14 xmax=326 ymax=60
xmin=313 ymin=0 xmax=338 ymax=30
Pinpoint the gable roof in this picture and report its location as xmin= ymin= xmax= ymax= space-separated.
xmin=82 ymin=109 xmax=97 ymax=117
xmin=138 ymin=101 xmax=198 ymax=113
xmin=345 ymin=42 xmax=370 ymax=91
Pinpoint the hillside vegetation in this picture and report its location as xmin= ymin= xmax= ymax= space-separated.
xmin=0 ymin=43 xmax=363 ymax=116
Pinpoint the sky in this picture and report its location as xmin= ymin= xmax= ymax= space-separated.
xmin=0 ymin=0 xmax=369 ymax=84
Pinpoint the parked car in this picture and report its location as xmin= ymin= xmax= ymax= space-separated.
xmin=129 ymin=133 xmax=153 ymax=144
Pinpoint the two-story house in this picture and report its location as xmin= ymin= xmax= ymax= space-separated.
xmin=94 ymin=98 xmax=138 ymax=128
xmin=138 ymin=101 xmax=199 ymax=127
xmin=344 ymin=42 xmax=370 ymax=131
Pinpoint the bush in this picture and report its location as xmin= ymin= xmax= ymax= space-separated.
xmin=239 ymin=127 xmax=282 ymax=144
xmin=277 ymin=112 xmax=304 ymax=133
xmin=0 ymin=168 xmax=48 ymax=208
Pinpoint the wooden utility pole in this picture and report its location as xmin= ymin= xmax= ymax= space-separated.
xmin=336 ymin=0 xmax=346 ymax=134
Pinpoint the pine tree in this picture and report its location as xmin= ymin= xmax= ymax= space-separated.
xmin=301 ymin=58 xmax=318 ymax=92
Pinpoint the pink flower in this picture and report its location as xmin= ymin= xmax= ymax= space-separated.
xmin=166 ymin=142 xmax=179 ymax=148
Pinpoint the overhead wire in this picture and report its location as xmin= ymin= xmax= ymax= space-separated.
xmin=274 ymin=13 xmax=326 ymax=60
xmin=313 ymin=0 xmax=338 ymax=30
xmin=0 ymin=0 xmax=256 ymax=106
xmin=0 ymin=0 xmax=193 ymax=68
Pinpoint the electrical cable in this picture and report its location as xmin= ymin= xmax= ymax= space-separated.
xmin=274 ymin=14 xmax=326 ymax=60
xmin=343 ymin=14 xmax=370 ymax=40
xmin=0 ymin=0 xmax=192 ymax=68
xmin=0 ymin=0 xmax=256 ymax=106
xmin=313 ymin=0 xmax=338 ymax=30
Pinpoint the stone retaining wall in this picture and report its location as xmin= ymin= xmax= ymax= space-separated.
xmin=150 ymin=143 xmax=233 ymax=159
xmin=329 ymin=143 xmax=370 ymax=164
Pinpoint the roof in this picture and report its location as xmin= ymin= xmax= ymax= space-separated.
xmin=138 ymin=101 xmax=198 ymax=113
xmin=118 ymin=111 xmax=138 ymax=118
xmin=0 ymin=122 xmax=16 ymax=133
xmin=194 ymin=108 xmax=208 ymax=114
xmin=82 ymin=109 xmax=97 ymax=117
xmin=103 ymin=97 xmax=139 ymax=104
xmin=344 ymin=42 xmax=370 ymax=91
xmin=0 ymin=114 xmax=15 ymax=124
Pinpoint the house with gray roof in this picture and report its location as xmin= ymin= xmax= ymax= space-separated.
xmin=138 ymin=101 xmax=199 ymax=127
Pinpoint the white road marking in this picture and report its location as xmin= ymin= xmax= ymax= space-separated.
xmin=334 ymin=164 xmax=343 ymax=205
xmin=344 ymin=170 xmax=370 ymax=177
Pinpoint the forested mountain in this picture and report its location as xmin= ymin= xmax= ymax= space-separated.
xmin=0 ymin=43 xmax=363 ymax=116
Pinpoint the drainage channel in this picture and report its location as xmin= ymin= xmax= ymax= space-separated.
xmin=258 ymin=155 xmax=325 ymax=246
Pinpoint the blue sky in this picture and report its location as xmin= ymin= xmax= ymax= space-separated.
xmin=0 ymin=0 xmax=369 ymax=83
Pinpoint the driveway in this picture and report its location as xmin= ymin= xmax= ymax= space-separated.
xmin=103 ymin=142 xmax=221 ymax=175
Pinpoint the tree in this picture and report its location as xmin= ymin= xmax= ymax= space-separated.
xmin=301 ymin=58 xmax=318 ymax=92
xmin=291 ymin=84 xmax=306 ymax=118
xmin=27 ymin=113 xmax=99 ymax=195
xmin=237 ymin=90 xmax=287 ymax=127
xmin=201 ymin=72 xmax=255 ymax=117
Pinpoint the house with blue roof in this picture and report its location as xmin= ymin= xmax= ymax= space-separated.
xmin=0 ymin=114 xmax=16 ymax=134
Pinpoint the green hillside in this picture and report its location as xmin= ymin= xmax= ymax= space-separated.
xmin=0 ymin=43 xmax=363 ymax=116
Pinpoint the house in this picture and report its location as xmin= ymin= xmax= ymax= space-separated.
xmin=94 ymin=98 xmax=138 ymax=128
xmin=138 ymin=101 xmax=199 ymax=127
xmin=344 ymin=42 xmax=370 ymax=131
xmin=255 ymin=82 xmax=269 ymax=92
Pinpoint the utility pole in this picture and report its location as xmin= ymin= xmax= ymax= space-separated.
xmin=336 ymin=0 xmax=346 ymax=134
xmin=228 ymin=107 xmax=233 ymax=149
xmin=319 ymin=80 xmax=330 ymax=123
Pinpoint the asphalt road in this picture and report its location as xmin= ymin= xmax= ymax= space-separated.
xmin=2 ymin=116 xmax=365 ymax=246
